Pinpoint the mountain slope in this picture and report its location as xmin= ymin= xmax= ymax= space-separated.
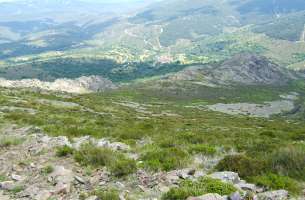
xmin=168 ymin=54 xmax=299 ymax=86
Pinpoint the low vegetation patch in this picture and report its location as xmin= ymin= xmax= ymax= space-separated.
xmin=215 ymin=154 xmax=266 ymax=178
xmin=0 ymin=174 xmax=7 ymax=182
xmin=74 ymin=144 xmax=136 ymax=177
xmin=0 ymin=136 xmax=23 ymax=148
xmin=41 ymin=165 xmax=54 ymax=175
xmin=268 ymin=145 xmax=305 ymax=181
xmin=140 ymin=146 xmax=189 ymax=171
xmin=187 ymin=144 xmax=217 ymax=156
xmin=251 ymin=173 xmax=302 ymax=195
xmin=162 ymin=177 xmax=237 ymax=200
xmin=56 ymin=145 xmax=74 ymax=157
xmin=109 ymin=157 xmax=137 ymax=177
xmin=10 ymin=185 xmax=24 ymax=194
xmin=90 ymin=188 xmax=120 ymax=200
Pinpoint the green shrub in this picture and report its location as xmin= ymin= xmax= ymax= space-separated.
xmin=109 ymin=157 xmax=137 ymax=177
xmin=0 ymin=174 xmax=7 ymax=182
xmin=215 ymin=154 xmax=266 ymax=178
xmin=56 ymin=145 xmax=74 ymax=157
xmin=251 ymin=173 xmax=302 ymax=195
xmin=141 ymin=146 xmax=189 ymax=171
xmin=74 ymin=144 xmax=115 ymax=167
xmin=188 ymin=144 xmax=217 ymax=156
xmin=268 ymin=146 xmax=305 ymax=181
xmin=162 ymin=188 xmax=191 ymax=200
xmin=41 ymin=165 xmax=54 ymax=175
xmin=74 ymin=144 xmax=136 ymax=177
xmin=91 ymin=188 xmax=120 ymax=200
xmin=162 ymin=177 xmax=237 ymax=200
xmin=10 ymin=185 xmax=24 ymax=194
xmin=0 ymin=136 xmax=23 ymax=148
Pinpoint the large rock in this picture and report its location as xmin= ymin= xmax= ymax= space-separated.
xmin=177 ymin=168 xmax=196 ymax=179
xmin=187 ymin=193 xmax=224 ymax=200
xmin=11 ymin=174 xmax=23 ymax=182
xmin=72 ymin=136 xmax=92 ymax=149
xmin=0 ymin=181 xmax=15 ymax=191
xmin=234 ymin=182 xmax=257 ymax=192
xmin=229 ymin=192 xmax=241 ymax=200
xmin=209 ymin=172 xmax=240 ymax=184
xmin=38 ymin=135 xmax=71 ymax=148
xmin=256 ymin=190 xmax=288 ymax=200
xmin=97 ymin=139 xmax=130 ymax=151
xmin=49 ymin=166 xmax=74 ymax=194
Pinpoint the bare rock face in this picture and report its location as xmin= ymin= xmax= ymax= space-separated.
xmin=0 ymin=75 xmax=117 ymax=94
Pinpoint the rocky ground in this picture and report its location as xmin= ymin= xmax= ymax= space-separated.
xmin=0 ymin=76 xmax=117 ymax=94
xmin=206 ymin=93 xmax=298 ymax=118
xmin=0 ymin=125 xmax=297 ymax=200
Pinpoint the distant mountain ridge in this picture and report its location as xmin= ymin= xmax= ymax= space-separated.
xmin=0 ymin=0 xmax=305 ymax=84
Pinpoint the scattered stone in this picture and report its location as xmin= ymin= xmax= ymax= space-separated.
xmin=86 ymin=196 xmax=100 ymax=200
xmin=49 ymin=166 xmax=74 ymax=194
xmin=72 ymin=136 xmax=91 ymax=149
xmin=229 ymin=192 xmax=241 ymax=200
xmin=158 ymin=184 xmax=170 ymax=193
xmin=11 ymin=174 xmax=23 ymax=182
xmin=177 ymin=168 xmax=196 ymax=179
xmin=97 ymin=139 xmax=130 ymax=151
xmin=209 ymin=172 xmax=240 ymax=184
xmin=194 ymin=170 xmax=206 ymax=178
xmin=235 ymin=182 xmax=256 ymax=192
xmin=0 ymin=181 xmax=15 ymax=191
xmin=74 ymin=176 xmax=85 ymax=184
xmin=256 ymin=190 xmax=288 ymax=200
xmin=35 ymin=190 xmax=52 ymax=200
xmin=187 ymin=193 xmax=224 ymax=200
xmin=109 ymin=142 xmax=130 ymax=151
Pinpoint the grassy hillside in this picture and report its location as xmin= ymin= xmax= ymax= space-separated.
xmin=0 ymin=82 xmax=304 ymax=198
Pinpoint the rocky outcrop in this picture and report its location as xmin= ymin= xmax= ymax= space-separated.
xmin=0 ymin=75 xmax=117 ymax=94
xmin=206 ymin=54 xmax=297 ymax=85
xmin=168 ymin=54 xmax=299 ymax=86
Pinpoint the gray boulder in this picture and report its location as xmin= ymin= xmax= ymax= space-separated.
xmin=234 ymin=182 xmax=257 ymax=192
xmin=0 ymin=181 xmax=15 ymax=191
xmin=209 ymin=172 xmax=240 ymax=184
xmin=229 ymin=192 xmax=241 ymax=200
